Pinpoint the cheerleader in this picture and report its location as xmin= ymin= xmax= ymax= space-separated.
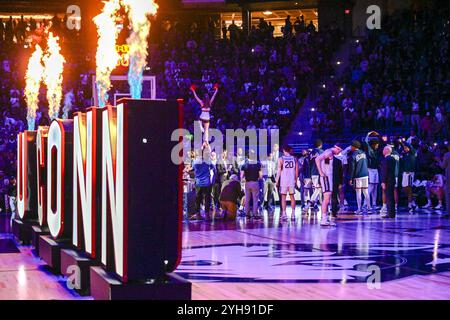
xmin=190 ymin=83 xmax=219 ymax=143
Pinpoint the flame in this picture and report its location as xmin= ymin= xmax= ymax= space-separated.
xmin=93 ymin=0 xmax=121 ymax=107
xmin=43 ymin=32 xmax=65 ymax=120
xmin=122 ymin=0 xmax=158 ymax=98
xmin=24 ymin=44 xmax=44 ymax=130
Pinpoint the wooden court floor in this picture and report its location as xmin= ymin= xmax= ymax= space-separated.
xmin=0 ymin=209 xmax=450 ymax=300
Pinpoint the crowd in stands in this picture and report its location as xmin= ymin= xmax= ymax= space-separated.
xmin=311 ymin=8 xmax=449 ymax=143
xmin=0 ymin=14 xmax=96 ymax=124
xmin=150 ymin=16 xmax=342 ymax=137
xmin=0 ymin=14 xmax=91 ymax=213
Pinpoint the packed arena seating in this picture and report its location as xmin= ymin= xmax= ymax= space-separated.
xmin=0 ymin=15 xmax=91 ymax=212
xmin=312 ymin=8 xmax=449 ymax=142
xmin=150 ymin=18 xmax=342 ymax=137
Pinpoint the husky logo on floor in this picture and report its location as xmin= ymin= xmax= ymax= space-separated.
xmin=177 ymin=243 xmax=450 ymax=283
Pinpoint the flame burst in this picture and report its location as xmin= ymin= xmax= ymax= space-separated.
xmin=43 ymin=32 xmax=65 ymax=120
xmin=93 ymin=0 xmax=121 ymax=107
xmin=25 ymin=45 xmax=44 ymax=131
xmin=122 ymin=0 xmax=158 ymax=99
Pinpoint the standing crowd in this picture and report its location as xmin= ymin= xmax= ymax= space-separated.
xmin=310 ymin=8 xmax=449 ymax=139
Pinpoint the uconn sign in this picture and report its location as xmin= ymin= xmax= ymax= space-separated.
xmin=16 ymin=99 xmax=183 ymax=286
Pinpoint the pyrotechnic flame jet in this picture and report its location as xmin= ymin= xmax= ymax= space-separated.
xmin=122 ymin=0 xmax=158 ymax=99
xmin=25 ymin=45 xmax=44 ymax=131
xmin=93 ymin=0 xmax=121 ymax=107
xmin=43 ymin=32 xmax=66 ymax=120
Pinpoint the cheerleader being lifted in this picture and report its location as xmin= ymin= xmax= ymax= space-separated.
xmin=190 ymin=83 xmax=219 ymax=143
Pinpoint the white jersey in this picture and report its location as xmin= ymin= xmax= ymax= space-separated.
xmin=320 ymin=157 xmax=334 ymax=178
xmin=319 ymin=156 xmax=334 ymax=193
xmin=280 ymin=155 xmax=296 ymax=187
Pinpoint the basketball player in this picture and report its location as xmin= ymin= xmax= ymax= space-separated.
xmin=307 ymin=139 xmax=324 ymax=211
xmin=400 ymin=143 xmax=417 ymax=212
xmin=261 ymin=152 xmax=276 ymax=213
xmin=365 ymin=136 xmax=381 ymax=210
xmin=335 ymin=147 xmax=349 ymax=213
xmin=423 ymin=173 xmax=445 ymax=210
xmin=348 ymin=140 xmax=371 ymax=215
xmin=315 ymin=145 xmax=342 ymax=226
xmin=298 ymin=149 xmax=312 ymax=211
xmin=391 ymin=141 xmax=401 ymax=211
xmin=275 ymin=145 xmax=298 ymax=220
xmin=190 ymin=83 xmax=219 ymax=143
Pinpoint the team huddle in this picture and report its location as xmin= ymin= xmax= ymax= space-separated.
xmin=275 ymin=140 xmax=373 ymax=226
xmin=279 ymin=134 xmax=448 ymax=226
xmin=184 ymin=132 xmax=449 ymax=227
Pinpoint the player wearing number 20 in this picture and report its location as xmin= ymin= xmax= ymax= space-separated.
xmin=275 ymin=145 xmax=298 ymax=221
